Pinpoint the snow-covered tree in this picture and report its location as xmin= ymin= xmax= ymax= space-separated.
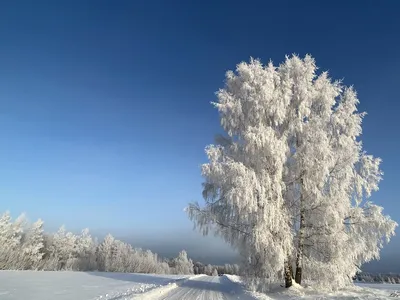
xmin=160 ymin=261 xmax=171 ymax=274
xmin=108 ymin=239 xmax=128 ymax=272
xmin=97 ymin=233 xmax=116 ymax=271
xmin=0 ymin=212 xmax=14 ymax=269
xmin=22 ymin=219 xmax=45 ymax=269
xmin=142 ymin=249 xmax=160 ymax=274
xmin=193 ymin=261 xmax=205 ymax=274
xmin=12 ymin=214 xmax=26 ymax=246
xmin=223 ymin=264 xmax=231 ymax=274
xmin=187 ymin=54 xmax=397 ymax=291
xmin=171 ymin=250 xmax=194 ymax=275
xmin=204 ymin=264 xmax=213 ymax=276
xmin=0 ymin=212 xmax=27 ymax=269
xmin=49 ymin=226 xmax=78 ymax=270
xmin=74 ymin=228 xmax=97 ymax=271
xmin=0 ymin=212 xmax=13 ymax=248
xmin=232 ymin=264 xmax=240 ymax=275
xmin=212 ymin=268 xmax=219 ymax=276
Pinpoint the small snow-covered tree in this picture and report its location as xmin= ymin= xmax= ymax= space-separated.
xmin=97 ymin=234 xmax=116 ymax=271
xmin=12 ymin=214 xmax=26 ymax=245
xmin=0 ymin=212 xmax=27 ymax=269
xmin=193 ymin=261 xmax=205 ymax=274
xmin=187 ymin=54 xmax=397 ymax=291
xmin=204 ymin=264 xmax=213 ymax=276
xmin=109 ymin=239 xmax=128 ymax=272
xmin=171 ymin=250 xmax=194 ymax=275
xmin=142 ymin=250 xmax=160 ymax=274
xmin=159 ymin=261 xmax=171 ymax=274
xmin=22 ymin=219 xmax=45 ymax=269
xmin=232 ymin=264 xmax=240 ymax=275
xmin=0 ymin=212 xmax=14 ymax=269
xmin=212 ymin=268 xmax=219 ymax=276
xmin=74 ymin=228 xmax=97 ymax=270
xmin=49 ymin=226 xmax=77 ymax=270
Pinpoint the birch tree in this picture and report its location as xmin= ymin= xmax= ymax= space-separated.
xmin=187 ymin=54 xmax=397 ymax=290
xmin=75 ymin=228 xmax=97 ymax=270
xmin=0 ymin=213 xmax=26 ymax=269
xmin=97 ymin=233 xmax=116 ymax=271
xmin=23 ymin=219 xmax=45 ymax=269
xmin=50 ymin=226 xmax=77 ymax=270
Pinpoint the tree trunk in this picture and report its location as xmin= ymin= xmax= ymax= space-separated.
xmin=284 ymin=259 xmax=293 ymax=288
xmin=295 ymin=177 xmax=305 ymax=285
xmin=293 ymin=136 xmax=305 ymax=285
xmin=295 ymin=209 xmax=304 ymax=284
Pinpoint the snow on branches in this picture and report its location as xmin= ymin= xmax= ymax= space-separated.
xmin=187 ymin=54 xmax=397 ymax=291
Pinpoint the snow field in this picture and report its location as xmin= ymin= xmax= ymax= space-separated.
xmin=0 ymin=271 xmax=190 ymax=300
xmin=224 ymin=274 xmax=400 ymax=299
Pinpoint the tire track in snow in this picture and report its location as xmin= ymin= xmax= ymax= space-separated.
xmin=144 ymin=275 xmax=256 ymax=300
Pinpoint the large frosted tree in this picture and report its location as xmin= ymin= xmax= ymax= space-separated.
xmin=187 ymin=55 xmax=397 ymax=290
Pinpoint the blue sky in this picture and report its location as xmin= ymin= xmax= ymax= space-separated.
xmin=1 ymin=0 xmax=399 ymax=267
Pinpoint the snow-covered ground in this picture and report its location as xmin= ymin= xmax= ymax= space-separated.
xmin=0 ymin=271 xmax=190 ymax=300
xmin=0 ymin=271 xmax=399 ymax=299
xmin=225 ymin=274 xmax=400 ymax=299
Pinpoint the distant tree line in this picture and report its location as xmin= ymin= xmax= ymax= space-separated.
xmin=0 ymin=211 xmax=206 ymax=275
xmin=354 ymin=272 xmax=400 ymax=284
xmin=193 ymin=261 xmax=240 ymax=276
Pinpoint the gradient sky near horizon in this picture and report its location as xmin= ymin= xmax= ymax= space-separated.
xmin=1 ymin=0 xmax=400 ymax=269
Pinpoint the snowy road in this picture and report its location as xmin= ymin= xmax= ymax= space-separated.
xmin=150 ymin=275 xmax=256 ymax=300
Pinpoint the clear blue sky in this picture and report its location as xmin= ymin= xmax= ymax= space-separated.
xmin=0 ymin=0 xmax=399 ymax=267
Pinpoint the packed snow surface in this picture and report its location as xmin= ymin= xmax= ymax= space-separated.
xmin=142 ymin=274 xmax=257 ymax=299
xmin=0 ymin=271 xmax=399 ymax=299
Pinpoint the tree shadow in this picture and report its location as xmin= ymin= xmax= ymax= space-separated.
xmin=176 ymin=276 xmax=246 ymax=295
xmin=178 ymin=277 xmax=226 ymax=293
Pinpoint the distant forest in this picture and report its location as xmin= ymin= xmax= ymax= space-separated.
xmin=355 ymin=272 xmax=400 ymax=284
xmin=0 ymin=211 xmax=239 ymax=276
